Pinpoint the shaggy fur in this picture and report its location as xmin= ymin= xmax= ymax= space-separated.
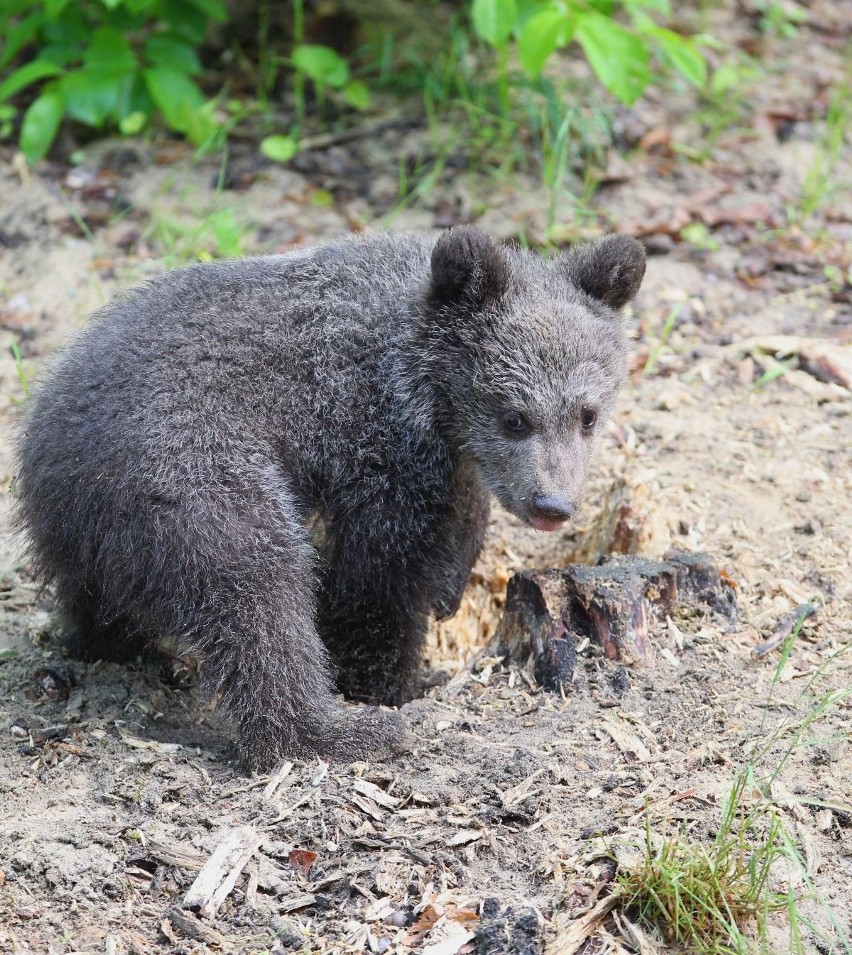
xmin=15 ymin=228 xmax=645 ymax=771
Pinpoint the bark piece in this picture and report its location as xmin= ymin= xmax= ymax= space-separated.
xmin=166 ymin=908 xmax=227 ymax=946
xmin=147 ymin=839 xmax=208 ymax=872
xmin=182 ymin=826 xmax=261 ymax=919
xmin=493 ymin=551 xmax=735 ymax=688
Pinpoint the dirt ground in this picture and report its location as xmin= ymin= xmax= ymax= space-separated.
xmin=0 ymin=4 xmax=850 ymax=954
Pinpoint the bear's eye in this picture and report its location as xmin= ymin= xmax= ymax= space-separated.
xmin=580 ymin=407 xmax=598 ymax=434
xmin=501 ymin=411 xmax=532 ymax=438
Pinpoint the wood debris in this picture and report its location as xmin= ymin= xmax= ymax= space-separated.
xmin=598 ymin=715 xmax=653 ymax=762
xmin=166 ymin=908 xmax=228 ymax=946
xmin=183 ymin=826 xmax=261 ymax=919
xmin=147 ymin=839 xmax=208 ymax=872
xmin=547 ymin=893 xmax=621 ymax=955
xmin=733 ymin=336 xmax=852 ymax=391
xmin=262 ymin=761 xmax=294 ymax=799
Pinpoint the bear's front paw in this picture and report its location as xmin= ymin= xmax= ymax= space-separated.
xmin=235 ymin=705 xmax=412 ymax=773
xmin=321 ymin=705 xmax=413 ymax=762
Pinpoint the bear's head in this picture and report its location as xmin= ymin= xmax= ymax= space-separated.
xmin=413 ymin=226 xmax=645 ymax=531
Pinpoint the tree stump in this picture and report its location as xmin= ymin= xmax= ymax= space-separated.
xmin=492 ymin=551 xmax=736 ymax=691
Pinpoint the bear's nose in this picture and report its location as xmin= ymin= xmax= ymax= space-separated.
xmin=531 ymin=495 xmax=576 ymax=522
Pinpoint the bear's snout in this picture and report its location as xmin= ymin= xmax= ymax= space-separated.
xmin=528 ymin=494 xmax=576 ymax=531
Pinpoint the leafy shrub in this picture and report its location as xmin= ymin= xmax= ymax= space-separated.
xmin=0 ymin=0 xmax=709 ymax=166
xmin=0 ymin=0 xmax=228 ymax=162
xmin=470 ymin=0 xmax=707 ymax=104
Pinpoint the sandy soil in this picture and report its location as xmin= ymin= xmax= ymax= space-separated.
xmin=0 ymin=4 xmax=850 ymax=953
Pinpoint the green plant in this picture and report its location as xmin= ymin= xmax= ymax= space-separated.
xmin=681 ymin=221 xmax=721 ymax=251
xmin=470 ymin=0 xmax=708 ymax=106
xmin=617 ymin=607 xmax=852 ymax=954
xmin=0 ymin=0 xmax=227 ymax=162
xmin=257 ymin=0 xmax=370 ymax=164
xmin=755 ymin=0 xmax=807 ymax=39
xmin=643 ymin=300 xmax=684 ymax=375
xmin=676 ymin=53 xmax=762 ymax=162
xmin=145 ymin=205 xmax=247 ymax=267
xmin=796 ymin=76 xmax=852 ymax=222
xmin=8 ymin=338 xmax=31 ymax=401
xmin=620 ymin=798 xmax=788 ymax=953
xmin=381 ymin=18 xmax=613 ymax=226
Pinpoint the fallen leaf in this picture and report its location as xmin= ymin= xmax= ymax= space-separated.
xmin=288 ymin=849 xmax=318 ymax=877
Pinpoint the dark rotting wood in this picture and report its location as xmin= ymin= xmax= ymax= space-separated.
xmin=493 ymin=550 xmax=736 ymax=691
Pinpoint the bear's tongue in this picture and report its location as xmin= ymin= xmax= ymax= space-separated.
xmin=529 ymin=516 xmax=567 ymax=532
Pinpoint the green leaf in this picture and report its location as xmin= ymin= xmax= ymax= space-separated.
xmin=680 ymin=221 xmax=719 ymax=251
xmin=620 ymin=0 xmax=670 ymax=12
xmin=40 ymin=42 xmax=82 ymax=68
xmin=43 ymin=7 xmax=88 ymax=46
xmin=343 ymin=79 xmax=371 ymax=110
xmin=0 ymin=0 xmax=35 ymax=22
xmin=20 ymin=88 xmax=64 ymax=163
xmin=710 ymin=62 xmax=743 ymax=97
xmin=119 ymin=110 xmax=147 ymax=134
xmin=183 ymin=100 xmax=219 ymax=146
xmin=98 ymin=0 xmax=124 ymax=10
xmin=59 ymin=69 xmax=131 ymax=126
xmin=44 ymin=0 xmax=72 ymax=16
xmin=162 ymin=0 xmax=211 ymax=43
xmin=185 ymin=0 xmax=228 ymax=21
xmin=576 ymin=12 xmax=651 ymax=105
xmin=471 ymin=0 xmax=517 ymax=46
xmin=143 ymin=66 xmax=217 ymax=143
xmin=143 ymin=65 xmax=203 ymax=128
xmin=650 ymin=28 xmax=707 ymax=87
xmin=83 ymin=26 xmax=136 ymax=74
xmin=518 ymin=9 xmax=574 ymax=77
xmin=143 ymin=35 xmax=202 ymax=74
xmin=260 ymin=134 xmax=298 ymax=163
xmin=0 ymin=12 xmax=45 ymax=71
xmin=293 ymin=45 xmax=349 ymax=88
xmin=0 ymin=60 xmax=63 ymax=104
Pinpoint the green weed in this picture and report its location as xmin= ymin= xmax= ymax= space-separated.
xmin=755 ymin=0 xmax=807 ymax=39
xmin=684 ymin=56 xmax=763 ymax=162
xmin=620 ymin=802 xmax=787 ymax=953
xmin=616 ymin=606 xmax=852 ymax=954
xmin=145 ymin=206 xmax=248 ymax=268
xmin=9 ymin=338 xmax=31 ymax=401
xmin=643 ymin=301 xmax=685 ymax=376
xmin=0 ymin=0 xmax=226 ymax=162
xmin=751 ymin=353 xmax=797 ymax=391
xmin=383 ymin=19 xmax=614 ymax=222
xmin=796 ymin=74 xmax=852 ymax=222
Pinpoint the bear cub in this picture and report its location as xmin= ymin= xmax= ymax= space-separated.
xmin=16 ymin=228 xmax=645 ymax=771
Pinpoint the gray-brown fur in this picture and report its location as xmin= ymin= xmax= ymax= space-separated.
xmin=15 ymin=228 xmax=644 ymax=772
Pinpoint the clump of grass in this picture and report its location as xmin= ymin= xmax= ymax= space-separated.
xmin=796 ymin=75 xmax=852 ymax=222
xmin=145 ymin=206 xmax=248 ymax=267
xmin=613 ymin=605 xmax=852 ymax=954
xmin=9 ymin=338 xmax=31 ymax=402
xmin=643 ymin=300 xmax=685 ymax=376
xmin=619 ymin=777 xmax=787 ymax=954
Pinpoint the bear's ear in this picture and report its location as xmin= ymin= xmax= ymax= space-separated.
xmin=565 ymin=234 xmax=646 ymax=309
xmin=429 ymin=227 xmax=510 ymax=309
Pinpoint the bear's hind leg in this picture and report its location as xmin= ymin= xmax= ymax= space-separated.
xmin=140 ymin=487 xmax=409 ymax=771
xmin=54 ymin=582 xmax=153 ymax=665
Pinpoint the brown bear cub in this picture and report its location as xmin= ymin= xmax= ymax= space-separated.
xmin=16 ymin=228 xmax=645 ymax=771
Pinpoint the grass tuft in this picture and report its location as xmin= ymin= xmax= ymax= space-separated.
xmin=619 ymin=781 xmax=787 ymax=954
xmin=612 ymin=605 xmax=852 ymax=954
